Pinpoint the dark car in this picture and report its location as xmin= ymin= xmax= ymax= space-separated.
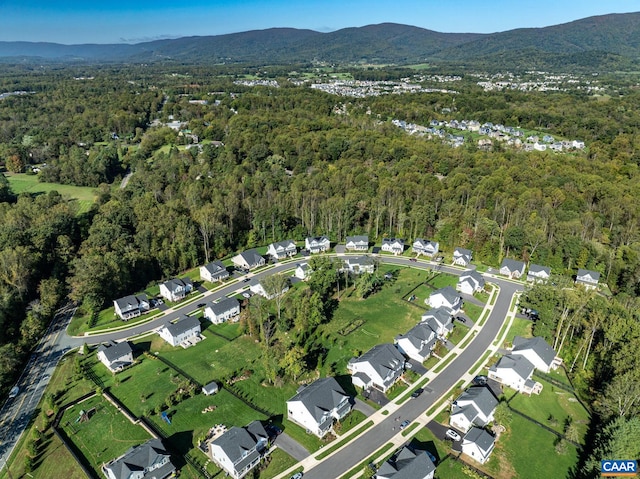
xmin=410 ymin=258 xmax=418 ymax=262
xmin=456 ymin=316 xmax=466 ymax=323
xmin=472 ymin=375 xmax=488 ymax=386
xmin=411 ymin=388 xmax=424 ymax=398
xmin=197 ymin=303 xmax=206 ymax=308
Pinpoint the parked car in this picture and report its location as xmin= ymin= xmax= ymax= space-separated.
xmin=290 ymin=473 xmax=303 ymax=479
xmin=456 ymin=316 xmax=467 ymax=323
xmin=472 ymin=375 xmax=488 ymax=386
xmin=400 ymin=420 xmax=410 ymax=430
xmin=411 ymin=388 xmax=424 ymax=398
xmin=410 ymin=258 xmax=418 ymax=262
xmin=8 ymin=386 xmax=19 ymax=398
xmin=445 ymin=429 xmax=461 ymax=441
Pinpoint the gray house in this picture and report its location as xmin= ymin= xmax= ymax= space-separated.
xmin=232 ymin=249 xmax=265 ymax=271
xmin=200 ymin=261 xmax=230 ymax=283
xmin=159 ymin=277 xmax=193 ymax=302
xmin=499 ymin=259 xmax=526 ymax=279
xmin=376 ymin=446 xmax=436 ymax=479
xmin=102 ymin=438 xmax=175 ymax=479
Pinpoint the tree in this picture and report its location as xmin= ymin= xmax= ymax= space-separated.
xmin=582 ymin=416 xmax=640 ymax=478
xmin=279 ymin=345 xmax=306 ymax=380
xmin=597 ymin=371 xmax=640 ymax=419
xmin=260 ymin=273 xmax=289 ymax=324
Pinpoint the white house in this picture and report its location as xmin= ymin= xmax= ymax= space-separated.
xmin=456 ymin=270 xmax=485 ymax=295
xmin=345 ymin=235 xmax=369 ymax=251
xmin=381 ymin=238 xmax=405 ymax=255
xmin=575 ymin=269 xmax=600 ymax=289
xmin=204 ymin=297 xmax=241 ymax=324
xmin=450 ymin=386 xmax=498 ymax=433
xmin=427 ymin=286 xmax=462 ymax=315
xmin=348 ymin=343 xmax=406 ymax=393
xmin=97 ymin=341 xmax=133 ymax=373
xmin=158 ymin=315 xmax=201 ymax=347
xmin=413 ymin=238 xmax=439 ymax=257
xmin=376 ymin=446 xmax=436 ymax=479
xmin=249 ymin=278 xmax=290 ymax=299
xmin=453 ymin=247 xmax=472 ymax=267
xmin=103 ymin=439 xmax=175 ymax=479
xmin=488 ymin=354 xmax=542 ymax=395
xmin=305 ymin=236 xmax=330 ymax=253
xmin=200 ymin=261 xmax=230 ymax=283
xmin=294 ymin=263 xmax=312 ymax=280
xmin=510 ymin=336 xmax=562 ymax=373
xmin=232 ymin=249 xmax=265 ymax=271
xmin=209 ymin=421 xmax=269 ymax=479
xmin=266 ymin=239 xmax=297 ymax=261
xmin=343 ymin=255 xmax=375 ymax=274
xmin=527 ymin=264 xmax=551 ymax=283
xmin=462 ymin=427 xmax=496 ymax=464
xmin=113 ymin=294 xmax=150 ymax=321
xmin=421 ymin=307 xmax=454 ymax=337
xmin=286 ymin=377 xmax=352 ymax=437
xmin=395 ymin=323 xmax=437 ymax=363
xmin=159 ymin=277 xmax=193 ymax=302
xmin=499 ymin=259 xmax=526 ymax=279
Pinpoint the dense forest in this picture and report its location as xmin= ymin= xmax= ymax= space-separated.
xmin=1 ymin=64 xmax=640 ymax=476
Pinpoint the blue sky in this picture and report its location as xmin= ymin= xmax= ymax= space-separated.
xmin=1 ymin=0 xmax=638 ymax=44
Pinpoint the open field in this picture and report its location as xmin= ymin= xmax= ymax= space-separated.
xmin=5 ymin=173 xmax=97 ymax=213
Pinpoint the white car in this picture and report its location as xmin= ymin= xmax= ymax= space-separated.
xmin=445 ymin=429 xmax=461 ymax=441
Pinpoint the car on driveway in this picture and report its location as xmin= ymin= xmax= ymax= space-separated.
xmin=400 ymin=420 xmax=410 ymax=430
xmin=456 ymin=316 xmax=466 ymax=323
xmin=411 ymin=388 xmax=424 ymax=398
xmin=472 ymin=375 xmax=488 ymax=386
xmin=445 ymin=429 xmax=461 ymax=441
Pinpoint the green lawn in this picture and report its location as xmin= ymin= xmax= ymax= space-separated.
xmin=5 ymin=173 xmax=97 ymax=214
xmin=503 ymin=317 xmax=534 ymax=346
xmin=463 ymin=302 xmax=484 ymax=322
xmin=59 ymin=395 xmax=152 ymax=477
xmin=409 ymin=427 xmax=469 ymax=479
xmin=259 ymin=448 xmax=299 ymax=479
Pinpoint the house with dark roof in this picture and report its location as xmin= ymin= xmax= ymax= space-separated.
xmin=462 ymin=427 xmax=495 ymax=464
xmin=200 ymin=261 xmax=230 ymax=283
xmin=305 ymin=235 xmax=331 ymax=253
xmin=527 ymin=264 xmax=551 ymax=283
xmin=427 ymin=286 xmax=462 ymax=315
xmin=499 ymin=258 xmax=526 ymax=279
xmin=158 ymin=315 xmax=201 ymax=347
xmin=249 ymin=278 xmax=290 ymax=299
xmin=345 ymin=235 xmax=369 ymax=251
xmin=488 ymin=354 xmax=542 ymax=395
xmin=204 ymin=297 xmax=240 ymax=324
xmin=381 ymin=238 xmax=405 ymax=255
xmin=113 ymin=294 xmax=150 ymax=321
xmin=456 ymin=270 xmax=485 ymax=295
xmin=159 ymin=277 xmax=193 ymax=302
xmin=412 ymin=238 xmax=439 ymax=257
xmin=97 ymin=341 xmax=134 ymax=373
xmin=511 ymin=336 xmax=562 ymax=373
xmin=376 ymin=446 xmax=436 ymax=479
xmin=347 ymin=343 xmax=406 ymax=393
xmin=232 ymin=249 xmax=265 ymax=271
xmin=286 ymin=377 xmax=353 ymax=437
xmin=575 ymin=269 xmax=600 ymax=289
xmin=421 ymin=307 xmax=454 ymax=338
xmin=209 ymin=421 xmax=269 ymax=479
xmin=395 ymin=323 xmax=437 ymax=363
xmin=266 ymin=239 xmax=297 ymax=261
xmin=450 ymin=386 xmax=498 ymax=433
xmin=343 ymin=255 xmax=375 ymax=274
xmin=453 ymin=247 xmax=472 ymax=267
xmin=102 ymin=438 xmax=175 ymax=479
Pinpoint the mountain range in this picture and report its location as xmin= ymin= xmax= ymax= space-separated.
xmin=1 ymin=12 xmax=639 ymax=70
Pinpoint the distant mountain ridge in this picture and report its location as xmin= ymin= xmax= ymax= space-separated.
xmin=1 ymin=12 xmax=639 ymax=70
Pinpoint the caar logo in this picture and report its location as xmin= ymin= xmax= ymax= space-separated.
xmin=601 ymin=460 xmax=637 ymax=477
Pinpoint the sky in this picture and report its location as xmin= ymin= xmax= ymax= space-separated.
xmin=0 ymin=0 xmax=639 ymax=44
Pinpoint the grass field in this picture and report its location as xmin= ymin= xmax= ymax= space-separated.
xmin=503 ymin=317 xmax=534 ymax=346
xmin=5 ymin=173 xmax=97 ymax=214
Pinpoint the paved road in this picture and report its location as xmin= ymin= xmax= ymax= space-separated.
xmin=302 ymin=275 xmax=522 ymax=479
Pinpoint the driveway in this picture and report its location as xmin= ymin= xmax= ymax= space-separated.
xmin=426 ymin=421 xmax=462 ymax=452
xmin=362 ymin=388 xmax=389 ymax=407
xmin=460 ymin=293 xmax=484 ymax=308
xmin=353 ymin=398 xmax=376 ymax=417
xmin=455 ymin=313 xmax=474 ymax=329
xmin=274 ymin=432 xmax=310 ymax=462
xmin=407 ymin=359 xmax=428 ymax=375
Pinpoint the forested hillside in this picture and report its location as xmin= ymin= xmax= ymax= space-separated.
xmin=1 ymin=64 xmax=640 ymax=472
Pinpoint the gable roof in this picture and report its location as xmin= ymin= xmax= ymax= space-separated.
xmin=528 ymin=264 xmax=550 ymax=275
xmin=306 ymin=235 xmax=330 ymax=245
xmin=287 ymin=377 xmax=349 ymax=422
xmin=211 ymin=421 xmax=267 ymax=464
xmin=346 ymin=235 xmax=368 ymax=244
xmin=500 ymin=258 xmax=526 ymax=273
xmin=269 ymin=239 xmax=296 ymax=250
xmin=345 ymin=255 xmax=375 ymax=267
xmin=114 ymin=294 xmax=148 ymax=313
xmin=376 ymin=447 xmax=436 ymax=479
xmin=430 ymin=286 xmax=460 ymax=304
xmin=458 ymin=270 xmax=485 ymax=287
xmin=104 ymin=439 xmax=172 ymax=479
xmin=382 ymin=238 xmax=404 ymax=247
xmin=161 ymin=277 xmax=192 ymax=293
xmin=491 ymin=354 xmax=535 ymax=380
xmin=454 ymin=386 xmax=498 ymax=418
xmin=162 ymin=315 xmax=201 ymax=337
xmin=97 ymin=341 xmax=133 ymax=363
xmin=413 ymin=238 xmax=438 ymax=249
xmin=464 ymin=427 xmax=495 ymax=453
xmin=512 ymin=336 xmax=557 ymax=367
xmin=235 ymin=249 xmax=264 ymax=266
xmin=576 ymin=268 xmax=600 ymax=282
xmin=454 ymin=247 xmax=472 ymax=257
xmin=421 ymin=306 xmax=452 ymax=326
xmin=350 ymin=343 xmax=404 ymax=382
xmin=207 ymin=297 xmax=240 ymax=316
xmin=202 ymin=260 xmax=228 ymax=277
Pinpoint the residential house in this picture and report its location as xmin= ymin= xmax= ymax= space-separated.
xmin=158 ymin=315 xmax=201 ymax=347
xmin=305 ymin=236 xmax=330 ymax=253
xmin=348 ymin=343 xmax=406 ymax=393
xmin=202 ymin=381 xmax=219 ymax=396
xmin=395 ymin=323 xmax=437 ymax=363
xmin=527 ymin=264 xmax=551 ymax=283
xmin=232 ymin=249 xmax=265 ymax=271
xmin=381 ymin=238 xmax=405 ymax=255
xmin=266 ymin=239 xmax=297 ymax=261
xmin=488 ymin=354 xmax=542 ymax=395
xmin=204 ymin=297 xmax=241 ymax=324
xmin=345 ymin=235 xmax=369 ymax=251
xmin=200 ymin=261 xmax=230 ymax=283
xmin=412 ymin=239 xmax=439 ymax=257
xmin=456 ymin=270 xmax=485 ymax=295
xmin=102 ymin=438 xmax=175 ymax=479
xmin=461 ymin=427 xmax=496 ymax=464
xmin=343 ymin=255 xmax=375 ymax=274
xmin=575 ymin=269 xmax=600 ymax=289
xmin=450 ymin=386 xmax=498 ymax=433
xmin=294 ymin=263 xmax=312 ymax=280
xmin=97 ymin=341 xmax=134 ymax=373
xmin=421 ymin=307 xmax=454 ymax=338
xmin=159 ymin=277 xmax=193 ymax=303
xmin=376 ymin=446 xmax=436 ymax=479
xmin=427 ymin=286 xmax=462 ymax=315
xmin=249 ymin=278 xmax=290 ymax=299
xmin=113 ymin=294 xmax=150 ymax=321
xmin=209 ymin=421 xmax=269 ymax=479
xmin=499 ymin=259 xmax=526 ymax=279
xmin=453 ymin=247 xmax=472 ymax=267
xmin=286 ymin=377 xmax=353 ymax=437
xmin=511 ymin=336 xmax=562 ymax=373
